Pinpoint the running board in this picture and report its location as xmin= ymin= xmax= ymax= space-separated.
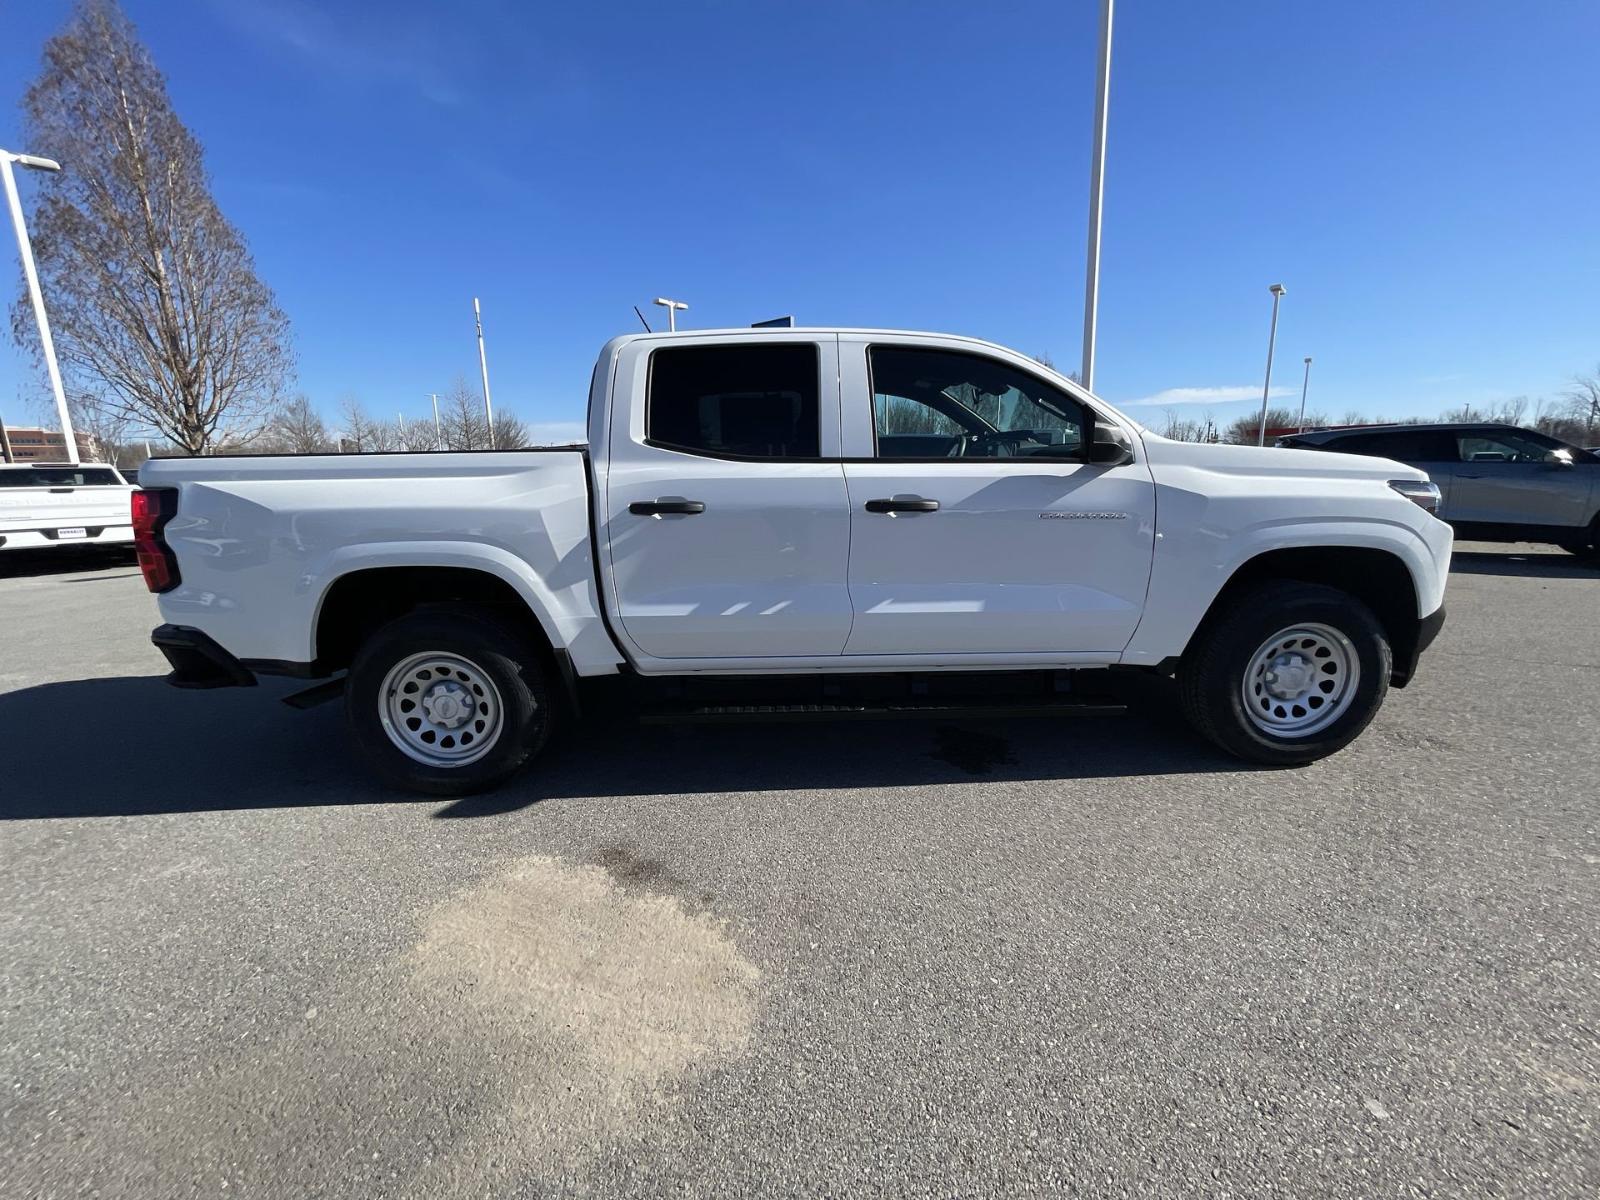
xmin=638 ymin=697 xmax=1126 ymax=725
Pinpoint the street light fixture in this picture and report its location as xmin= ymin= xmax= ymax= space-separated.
xmin=1255 ymin=283 xmax=1286 ymax=447
xmin=1296 ymin=356 xmax=1313 ymax=433
xmin=653 ymin=297 xmax=688 ymax=333
xmin=1 ymin=147 xmax=79 ymax=465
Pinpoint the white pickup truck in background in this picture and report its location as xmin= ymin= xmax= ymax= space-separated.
xmin=0 ymin=462 xmax=136 ymax=553
xmin=138 ymin=327 xmax=1452 ymax=794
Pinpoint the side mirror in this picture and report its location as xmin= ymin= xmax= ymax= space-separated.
xmin=1089 ymin=422 xmax=1135 ymax=466
xmin=1545 ymin=449 xmax=1575 ymax=469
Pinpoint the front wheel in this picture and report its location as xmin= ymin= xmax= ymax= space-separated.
xmin=1178 ymin=581 xmax=1392 ymax=766
xmin=345 ymin=607 xmax=552 ymax=795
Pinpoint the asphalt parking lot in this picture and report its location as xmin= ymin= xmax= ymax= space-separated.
xmin=2 ymin=544 xmax=1596 ymax=1198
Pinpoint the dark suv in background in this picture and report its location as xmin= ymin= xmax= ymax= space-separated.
xmin=1280 ymin=423 xmax=1600 ymax=557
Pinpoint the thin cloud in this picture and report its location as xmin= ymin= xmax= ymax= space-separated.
xmin=205 ymin=0 xmax=465 ymax=107
xmin=1126 ymin=385 xmax=1294 ymax=407
xmin=527 ymin=421 xmax=587 ymax=445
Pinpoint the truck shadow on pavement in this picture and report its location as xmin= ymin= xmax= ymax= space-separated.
xmin=1448 ymin=549 xmax=1598 ymax=579
xmin=0 ymin=673 xmax=1244 ymax=821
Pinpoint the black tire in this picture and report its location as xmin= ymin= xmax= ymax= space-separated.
xmin=1178 ymin=580 xmax=1391 ymax=766
xmin=1558 ymin=517 xmax=1600 ymax=560
xmin=345 ymin=607 xmax=552 ymax=796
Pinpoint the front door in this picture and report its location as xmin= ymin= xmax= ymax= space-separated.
xmin=602 ymin=335 xmax=853 ymax=661
xmin=1446 ymin=429 xmax=1595 ymax=529
xmin=838 ymin=339 xmax=1156 ymax=657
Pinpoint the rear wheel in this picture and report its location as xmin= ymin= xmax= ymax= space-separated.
xmin=345 ymin=607 xmax=551 ymax=795
xmin=1179 ymin=581 xmax=1391 ymax=766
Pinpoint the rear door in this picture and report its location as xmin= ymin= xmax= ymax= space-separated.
xmin=837 ymin=337 xmax=1155 ymax=657
xmin=602 ymin=334 xmax=853 ymax=661
xmin=1447 ymin=429 xmax=1594 ymax=529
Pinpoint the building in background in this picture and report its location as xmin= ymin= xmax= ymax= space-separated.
xmin=0 ymin=425 xmax=97 ymax=462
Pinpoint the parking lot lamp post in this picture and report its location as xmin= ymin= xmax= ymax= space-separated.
xmin=1255 ymin=283 xmax=1286 ymax=446
xmin=1297 ymin=356 xmax=1313 ymax=433
xmin=653 ymin=297 xmax=688 ymax=333
xmin=2 ymin=149 xmax=78 ymax=465
xmin=1080 ymin=0 xmax=1114 ymax=393
xmin=473 ymin=298 xmax=496 ymax=450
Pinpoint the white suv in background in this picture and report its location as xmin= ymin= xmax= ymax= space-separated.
xmin=0 ymin=463 xmax=136 ymax=554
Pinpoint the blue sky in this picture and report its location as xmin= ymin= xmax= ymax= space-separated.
xmin=3 ymin=0 xmax=1598 ymax=440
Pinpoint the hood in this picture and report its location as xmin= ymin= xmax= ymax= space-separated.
xmin=1138 ymin=434 xmax=1431 ymax=483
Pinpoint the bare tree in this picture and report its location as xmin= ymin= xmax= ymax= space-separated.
xmin=440 ymin=377 xmax=491 ymax=450
xmin=336 ymin=395 xmax=378 ymax=452
xmin=1223 ymin=406 xmax=1297 ymax=445
xmin=1565 ymin=369 xmax=1600 ymax=442
xmin=12 ymin=0 xmax=291 ymax=454
xmin=68 ymin=390 xmax=132 ymax=464
xmin=1158 ymin=408 xmax=1213 ymax=443
xmin=492 ymin=412 xmax=531 ymax=449
xmin=270 ymin=394 xmax=331 ymax=453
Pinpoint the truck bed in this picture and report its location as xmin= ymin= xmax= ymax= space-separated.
xmin=138 ymin=449 xmax=618 ymax=671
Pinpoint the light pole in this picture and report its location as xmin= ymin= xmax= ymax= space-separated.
xmin=1080 ymin=0 xmax=1114 ymax=393
xmin=1255 ymin=283 xmax=1286 ymax=446
xmin=653 ymin=297 xmax=688 ymax=332
xmin=1296 ymin=356 xmax=1313 ymax=433
xmin=472 ymin=298 xmax=496 ymax=450
xmin=2 ymin=148 xmax=78 ymax=465
xmin=429 ymin=393 xmax=441 ymax=450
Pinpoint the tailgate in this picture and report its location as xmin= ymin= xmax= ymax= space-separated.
xmin=0 ymin=485 xmax=135 ymax=531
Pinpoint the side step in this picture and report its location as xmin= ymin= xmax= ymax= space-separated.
xmin=638 ymin=697 xmax=1126 ymax=725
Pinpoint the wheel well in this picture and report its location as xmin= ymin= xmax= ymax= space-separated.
xmin=315 ymin=567 xmax=557 ymax=677
xmin=1193 ymin=547 xmax=1423 ymax=684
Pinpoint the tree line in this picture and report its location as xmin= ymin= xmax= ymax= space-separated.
xmin=1156 ymin=370 xmax=1600 ymax=446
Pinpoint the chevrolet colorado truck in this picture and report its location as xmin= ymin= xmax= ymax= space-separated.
xmin=137 ymin=328 xmax=1451 ymax=794
xmin=1 ymin=462 xmax=135 ymax=553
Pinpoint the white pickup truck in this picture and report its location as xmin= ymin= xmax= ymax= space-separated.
xmin=138 ymin=328 xmax=1451 ymax=794
xmin=1 ymin=462 xmax=136 ymax=553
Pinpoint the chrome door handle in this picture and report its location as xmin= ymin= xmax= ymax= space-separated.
xmin=629 ymin=499 xmax=706 ymax=516
xmin=864 ymin=497 xmax=940 ymax=514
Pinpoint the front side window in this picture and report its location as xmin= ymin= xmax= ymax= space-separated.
xmin=869 ymin=346 xmax=1086 ymax=459
xmin=1457 ymin=431 xmax=1554 ymax=464
xmin=647 ymin=344 xmax=820 ymax=459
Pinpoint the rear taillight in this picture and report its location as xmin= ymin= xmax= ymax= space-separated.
xmin=131 ymin=487 xmax=180 ymax=593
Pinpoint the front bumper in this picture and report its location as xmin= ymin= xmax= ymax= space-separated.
xmin=151 ymin=624 xmax=257 ymax=690
xmin=1392 ymin=604 xmax=1446 ymax=688
xmin=0 ymin=525 xmax=135 ymax=551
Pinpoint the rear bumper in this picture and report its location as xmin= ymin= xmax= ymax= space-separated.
xmin=0 ymin=525 xmax=134 ymax=550
xmin=151 ymin=624 xmax=257 ymax=689
xmin=1392 ymin=604 xmax=1446 ymax=688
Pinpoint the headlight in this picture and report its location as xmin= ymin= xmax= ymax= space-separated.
xmin=1389 ymin=479 xmax=1441 ymax=514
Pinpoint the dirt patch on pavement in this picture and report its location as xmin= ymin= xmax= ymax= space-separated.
xmin=406 ymin=854 xmax=760 ymax=1192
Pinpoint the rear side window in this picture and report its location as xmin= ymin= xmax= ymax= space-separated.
xmin=647 ymin=344 xmax=821 ymax=459
xmin=1324 ymin=431 xmax=1457 ymax=462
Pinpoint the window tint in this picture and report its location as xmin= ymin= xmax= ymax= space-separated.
xmin=648 ymin=344 xmax=820 ymax=459
xmin=1326 ymin=430 xmax=1457 ymax=462
xmin=1457 ymin=431 xmax=1554 ymax=464
xmin=869 ymin=346 xmax=1086 ymax=460
xmin=0 ymin=467 xmax=123 ymax=487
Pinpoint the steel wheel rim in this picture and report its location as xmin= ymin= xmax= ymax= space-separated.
xmin=1241 ymin=622 xmax=1360 ymax=738
xmin=379 ymin=651 xmax=505 ymax=767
